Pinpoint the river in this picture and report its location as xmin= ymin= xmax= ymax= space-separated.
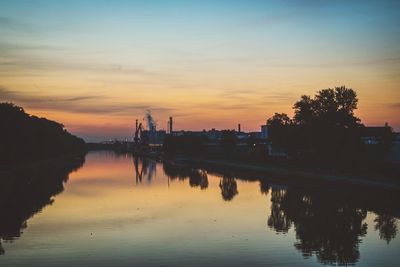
xmin=0 ymin=151 xmax=399 ymax=266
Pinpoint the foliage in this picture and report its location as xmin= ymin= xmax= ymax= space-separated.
xmin=0 ymin=102 xmax=85 ymax=166
xmin=267 ymin=113 xmax=292 ymax=126
xmin=293 ymin=86 xmax=362 ymax=127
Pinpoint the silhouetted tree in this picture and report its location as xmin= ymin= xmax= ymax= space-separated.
xmin=265 ymin=87 xmax=370 ymax=166
xmin=293 ymin=86 xmax=361 ymax=127
xmin=374 ymin=214 xmax=398 ymax=244
xmin=267 ymin=113 xmax=292 ymax=126
xmin=0 ymin=103 xmax=85 ymax=166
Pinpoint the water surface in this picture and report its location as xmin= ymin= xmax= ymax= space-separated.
xmin=1 ymin=151 xmax=399 ymax=266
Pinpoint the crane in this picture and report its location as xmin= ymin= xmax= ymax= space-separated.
xmin=134 ymin=119 xmax=144 ymax=144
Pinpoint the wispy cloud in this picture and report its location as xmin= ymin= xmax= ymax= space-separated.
xmin=0 ymin=86 xmax=174 ymax=115
xmin=0 ymin=56 xmax=163 ymax=77
xmin=0 ymin=16 xmax=32 ymax=32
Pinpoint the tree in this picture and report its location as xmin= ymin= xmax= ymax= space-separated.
xmin=267 ymin=113 xmax=292 ymax=126
xmin=0 ymin=102 xmax=85 ymax=166
xmin=293 ymin=86 xmax=361 ymax=128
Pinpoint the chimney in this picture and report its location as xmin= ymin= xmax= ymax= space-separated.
xmin=169 ymin=117 xmax=173 ymax=134
xmin=238 ymin=123 xmax=241 ymax=133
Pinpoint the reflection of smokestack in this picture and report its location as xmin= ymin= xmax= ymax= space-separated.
xmin=238 ymin=123 xmax=241 ymax=133
xmin=169 ymin=117 xmax=173 ymax=134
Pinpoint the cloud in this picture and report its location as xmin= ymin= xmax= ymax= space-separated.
xmin=216 ymin=89 xmax=295 ymax=105
xmin=389 ymin=102 xmax=400 ymax=109
xmin=0 ymin=42 xmax=67 ymax=55
xmin=0 ymin=16 xmax=32 ymax=32
xmin=0 ymin=56 xmax=163 ymax=77
xmin=0 ymin=86 xmax=174 ymax=116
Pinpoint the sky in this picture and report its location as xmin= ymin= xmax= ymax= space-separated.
xmin=0 ymin=0 xmax=399 ymax=141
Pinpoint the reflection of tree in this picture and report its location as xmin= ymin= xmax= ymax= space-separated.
xmin=267 ymin=189 xmax=292 ymax=233
xmin=219 ymin=176 xmax=238 ymax=201
xmin=189 ymin=170 xmax=208 ymax=190
xmin=267 ymin=188 xmax=368 ymax=266
xmin=259 ymin=179 xmax=270 ymax=195
xmin=0 ymin=154 xmax=85 ymax=254
xmin=163 ymin=162 xmax=209 ymax=190
xmin=374 ymin=214 xmax=398 ymax=244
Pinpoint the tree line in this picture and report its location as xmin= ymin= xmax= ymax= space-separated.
xmin=266 ymin=86 xmax=393 ymax=170
xmin=0 ymin=102 xmax=85 ymax=167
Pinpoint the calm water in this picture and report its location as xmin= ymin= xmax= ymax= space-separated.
xmin=1 ymin=151 xmax=399 ymax=266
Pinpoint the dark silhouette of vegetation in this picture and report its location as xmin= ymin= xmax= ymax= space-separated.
xmin=293 ymin=86 xmax=361 ymax=127
xmin=267 ymin=113 xmax=292 ymax=126
xmin=374 ymin=214 xmax=398 ymax=244
xmin=266 ymin=185 xmax=399 ymax=266
xmin=267 ymin=86 xmax=395 ymax=170
xmin=162 ymin=162 xmax=209 ymax=190
xmin=0 ymin=154 xmax=85 ymax=254
xmin=0 ymin=103 xmax=85 ymax=167
xmin=219 ymin=175 xmax=238 ymax=201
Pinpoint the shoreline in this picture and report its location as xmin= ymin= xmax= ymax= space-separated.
xmin=165 ymin=155 xmax=400 ymax=191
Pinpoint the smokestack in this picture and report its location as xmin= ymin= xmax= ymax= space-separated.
xmin=169 ymin=117 xmax=173 ymax=134
xmin=238 ymin=123 xmax=241 ymax=133
xmin=135 ymin=119 xmax=138 ymax=131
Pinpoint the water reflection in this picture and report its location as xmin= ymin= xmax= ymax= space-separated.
xmin=158 ymin=158 xmax=400 ymax=266
xmin=162 ymin=161 xmax=209 ymax=190
xmin=374 ymin=214 xmax=398 ymax=244
xmin=1 ymin=152 xmax=399 ymax=267
xmin=133 ymin=157 xmax=156 ymax=184
xmin=267 ymin=188 xmax=368 ymax=265
xmin=0 ymin=155 xmax=85 ymax=255
xmin=220 ymin=175 xmax=238 ymax=201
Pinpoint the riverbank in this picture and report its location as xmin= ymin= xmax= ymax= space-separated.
xmin=0 ymin=152 xmax=86 ymax=180
xmin=164 ymin=155 xmax=400 ymax=191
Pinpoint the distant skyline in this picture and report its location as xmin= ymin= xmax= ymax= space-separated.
xmin=1 ymin=0 xmax=399 ymax=141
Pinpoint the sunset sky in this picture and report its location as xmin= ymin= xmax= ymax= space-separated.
xmin=1 ymin=0 xmax=399 ymax=141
